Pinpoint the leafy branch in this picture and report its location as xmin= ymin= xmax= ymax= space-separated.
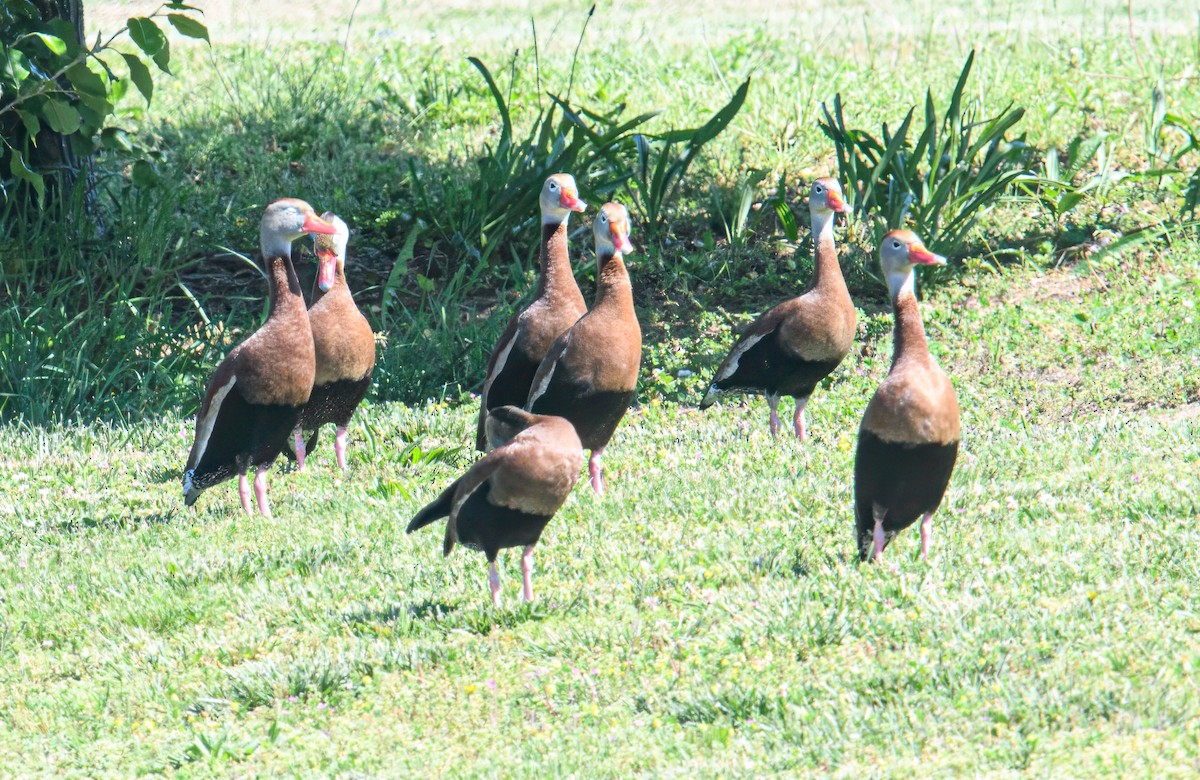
xmin=0 ymin=0 xmax=209 ymax=202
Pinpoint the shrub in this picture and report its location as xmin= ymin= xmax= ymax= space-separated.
xmin=818 ymin=50 xmax=1030 ymax=261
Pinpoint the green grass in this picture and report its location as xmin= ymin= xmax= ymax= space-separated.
xmin=1 ymin=238 xmax=1198 ymax=774
xmin=3 ymin=0 xmax=1200 ymax=774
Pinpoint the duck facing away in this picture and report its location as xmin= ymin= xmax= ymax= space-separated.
xmin=475 ymin=174 xmax=588 ymax=451
xmin=289 ymin=213 xmax=376 ymax=470
xmin=854 ymin=230 xmax=960 ymax=563
xmin=700 ymin=178 xmax=855 ymax=440
xmin=183 ymin=199 xmax=337 ymax=516
xmin=407 ymin=406 xmax=583 ymax=607
xmin=527 ymin=202 xmax=642 ymax=495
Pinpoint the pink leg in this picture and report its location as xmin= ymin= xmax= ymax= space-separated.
xmin=871 ymin=504 xmax=887 ymax=563
xmin=238 ymin=473 xmax=253 ymax=515
xmin=521 ymin=545 xmax=536 ymax=602
xmin=488 ymin=561 xmax=502 ymax=608
xmin=919 ymin=513 xmax=933 ymax=561
xmin=767 ymin=395 xmax=782 ymax=438
xmin=253 ymin=465 xmax=272 ymax=518
xmin=292 ymin=428 xmax=307 ymax=472
xmin=334 ymin=425 xmax=349 ymax=470
xmin=793 ymin=397 xmax=809 ymax=441
xmin=588 ymin=449 xmax=605 ymax=495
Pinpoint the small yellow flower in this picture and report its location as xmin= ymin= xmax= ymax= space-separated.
xmin=464 ymin=684 xmax=477 ymax=695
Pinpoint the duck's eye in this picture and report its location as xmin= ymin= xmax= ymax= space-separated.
xmin=815 ymin=185 xmax=824 ymax=193
xmin=892 ymin=240 xmax=901 ymax=249
xmin=549 ymin=181 xmax=559 ymax=190
xmin=599 ymin=214 xmax=608 ymax=223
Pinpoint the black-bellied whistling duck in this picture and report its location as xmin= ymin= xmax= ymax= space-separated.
xmin=855 ymin=230 xmax=960 ymax=563
xmin=700 ymin=178 xmax=855 ymax=440
xmin=182 ymin=199 xmax=337 ymax=516
xmin=407 ymin=406 xmax=583 ymax=607
xmin=289 ymin=213 xmax=376 ymax=470
xmin=526 ymin=202 xmax=641 ymax=495
xmin=475 ymin=174 xmax=588 ymax=451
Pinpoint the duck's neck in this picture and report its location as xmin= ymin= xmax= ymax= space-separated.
xmin=887 ymin=270 xmax=929 ymax=369
xmin=594 ymin=251 xmax=634 ymax=313
xmin=535 ymin=218 xmax=581 ymax=303
xmin=809 ymin=209 xmax=845 ymax=293
xmin=265 ymin=251 xmax=306 ymax=319
xmin=260 ymin=229 xmax=296 ymax=267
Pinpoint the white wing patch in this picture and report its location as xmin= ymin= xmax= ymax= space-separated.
xmin=527 ymin=359 xmax=558 ymax=409
xmin=482 ymin=333 xmax=518 ymax=410
xmin=715 ymin=333 xmax=766 ymax=382
xmin=189 ymin=375 xmax=237 ymax=472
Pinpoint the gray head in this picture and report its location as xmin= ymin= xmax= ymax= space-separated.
xmin=540 ymin=173 xmax=587 ymax=224
xmin=259 ymin=198 xmax=336 ymax=260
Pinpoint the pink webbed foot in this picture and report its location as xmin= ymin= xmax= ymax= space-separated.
xmin=292 ymin=428 xmax=307 ymax=472
xmin=488 ymin=561 xmax=502 ymax=608
xmin=238 ymin=473 xmax=253 ymax=515
xmin=521 ymin=545 xmax=536 ymax=602
xmin=334 ymin=425 xmax=349 ymax=470
xmin=253 ymin=465 xmax=272 ymax=518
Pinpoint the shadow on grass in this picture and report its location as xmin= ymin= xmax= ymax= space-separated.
xmin=54 ymin=510 xmax=179 ymax=534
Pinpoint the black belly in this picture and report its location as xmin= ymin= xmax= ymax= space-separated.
xmin=298 ymin=373 xmax=372 ymax=430
xmin=454 ymin=482 xmax=554 ymax=561
xmin=530 ymin=377 xmax=635 ymax=451
xmin=193 ymin=390 xmax=301 ymax=490
xmin=487 ymin=353 xmax=539 ymax=413
xmin=853 ymin=430 xmax=958 ymax=560
xmin=718 ymin=335 xmax=842 ymax=400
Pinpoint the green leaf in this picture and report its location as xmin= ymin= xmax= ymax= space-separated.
xmin=128 ymin=17 xmax=171 ymax=72
xmin=16 ymin=110 xmax=40 ymax=141
xmin=127 ymin=17 xmax=166 ymax=56
xmin=121 ymin=53 xmax=154 ymax=104
xmin=9 ymin=149 xmax=45 ymax=202
xmin=131 ymin=160 xmax=159 ymax=188
xmin=25 ymin=32 xmax=67 ymax=56
xmin=167 ymin=14 xmax=210 ymax=43
xmin=100 ymin=127 xmax=134 ymax=153
xmin=1 ymin=49 xmax=31 ymax=86
xmin=40 ymin=98 xmax=81 ymax=134
xmin=152 ymin=35 xmax=172 ymax=74
xmin=67 ymin=62 xmax=107 ymax=98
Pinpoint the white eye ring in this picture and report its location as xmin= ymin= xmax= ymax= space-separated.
xmin=815 ymin=185 xmax=824 ymax=192
xmin=599 ymin=214 xmax=608 ymax=222
xmin=549 ymin=181 xmax=559 ymax=190
xmin=892 ymin=240 xmax=901 ymax=249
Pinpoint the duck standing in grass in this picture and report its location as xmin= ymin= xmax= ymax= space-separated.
xmin=700 ymin=178 xmax=855 ymax=440
xmin=183 ymin=199 xmax=337 ymax=516
xmin=476 ymin=174 xmax=588 ymax=451
xmin=854 ymin=230 xmax=960 ymax=563
xmin=527 ymin=202 xmax=642 ymax=495
xmin=289 ymin=213 xmax=376 ymax=471
xmin=407 ymin=406 xmax=583 ymax=607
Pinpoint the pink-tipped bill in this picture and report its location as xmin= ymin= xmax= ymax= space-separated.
xmin=560 ymin=190 xmax=587 ymax=213
xmin=317 ymin=249 xmax=338 ymax=292
xmin=826 ymin=189 xmax=850 ymax=213
xmin=302 ymin=212 xmax=338 ymax=235
xmin=611 ymin=225 xmax=633 ymax=255
xmin=908 ymin=243 xmax=947 ymax=265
